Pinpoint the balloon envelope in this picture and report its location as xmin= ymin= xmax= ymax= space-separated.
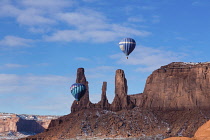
xmin=119 ymin=38 xmax=136 ymax=57
xmin=70 ymin=83 xmax=86 ymax=101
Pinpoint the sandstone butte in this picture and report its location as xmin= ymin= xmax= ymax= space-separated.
xmin=22 ymin=62 xmax=210 ymax=140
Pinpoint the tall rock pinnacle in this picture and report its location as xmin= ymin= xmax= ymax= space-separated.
xmin=98 ymin=81 xmax=110 ymax=109
xmin=71 ymin=68 xmax=91 ymax=113
xmin=111 ymin=69 xmax=134 ymax=111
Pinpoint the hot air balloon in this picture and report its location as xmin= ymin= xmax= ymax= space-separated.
xmin=70 ymin=83 xmax=86 ymax=101
xmin=119 ymin=38 xmax=136 ymax=59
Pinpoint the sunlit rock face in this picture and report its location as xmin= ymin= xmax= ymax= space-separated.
xmin=0 ymin=113 xmax=59 ymax=133
xmin=141 ymin=62 xmax=210 ymax=110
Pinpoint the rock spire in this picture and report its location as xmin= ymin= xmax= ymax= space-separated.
xmin=71 ymin=68 xmax=91 ymax=113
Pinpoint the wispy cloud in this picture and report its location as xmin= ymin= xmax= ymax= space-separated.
xmin=0 ymin=63 xmax=28 ymax=69
xmin=0 ymin=73 xmax=73 ymax=115
xmin=0 ymin=74 xmax=70 ymax=93
xmin=20 ymin=0 xmax=73 ymax=10
xmin=175 ymin=37 xmax=187 ymax=41
xmin=0 ymin=0 xmax=72 ymax=26
xmin=27 ymin=94 xmax=72 ymax=115
xmin=75 ymin=57 xmax=90 ymax=61
xmin=44 ymin=25 xmax=151 ymax=43
xmin=0 ymin=1 xmax=151 ymax=43
xmin=128 ymin=16 xmax=146 ymax=23
xmin=44 ymin=8 xmax=151 ymax=42
xmin=0 ymin=36 xmax=33 ymax=48
xmin=87 ymin=66 xmax=116 ymax=73
xmin=151 ymin=15 xmax=160 ymax=23
xmin=110 ymin=46 xmax=186 ymax=72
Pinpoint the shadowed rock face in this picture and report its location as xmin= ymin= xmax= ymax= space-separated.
xmin=21 ymin=62 xmax=210 ymax=140
xmin=97 ymin=81 xmax=110 ymax=110
xmin=111 ymin=69 xmax=134 ymax=111
xmin=71 ymin=68 xmax=91 ymax=113
xmin=71 ymin=68 xmax=134 ymax=112
xmin=140 ymin=62 xmax=210 ymax=110
xmin=72 ymin=62 xmax=210 ymax=112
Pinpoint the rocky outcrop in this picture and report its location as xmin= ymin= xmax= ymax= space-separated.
xmin=21 ymin=62 xmax=210 ymax=140
xmin=139 ymin=62 xmax=210 ymax=110
xmin=71 ymin=68 xmax=91 ymax=113
xmin=72 ymin=62 xmax=210 ymax=112
xmin=21 ymin=108 xmax=210 ymax=140
xmin=0 ymin=114 xmax=18 ymax=132
xmin=96 ymin=81 xmax=110 ymax=110
xmin=71 ymin=68 xmax=134 ymax=112
xmin=111 ymin=69 xmax=134 ymax=111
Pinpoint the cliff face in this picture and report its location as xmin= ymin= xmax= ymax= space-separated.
xmin=0 ymin=113 xmax=59 ymax=133
xmin=72 ymin=62 xmax=210 ymax=112
xmin=22 ymin=62 xmax=210 ymax=140
xmin=0 ymin=114 xmax=18 ymax=132
xmin=140 ymin=62 xmax=210 ymax=110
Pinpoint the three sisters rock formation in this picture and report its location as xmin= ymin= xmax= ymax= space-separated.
xmin=23 ymin=62 xmax=210 ymax=140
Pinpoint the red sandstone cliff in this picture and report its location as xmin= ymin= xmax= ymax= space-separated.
xmin=22 ymin=62 xmax=210 ymax=140
xmin=139 ymin=62 xmax=210 ymax=110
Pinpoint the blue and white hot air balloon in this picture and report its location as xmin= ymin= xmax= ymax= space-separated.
xmin=119 ymin=38 xmax=136 ymax=59
xmin=70 ymin=83 xmax=86 ymax=101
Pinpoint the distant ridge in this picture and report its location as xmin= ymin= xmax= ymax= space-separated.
xmin=0 ymin=112 xmax=59 ymax=139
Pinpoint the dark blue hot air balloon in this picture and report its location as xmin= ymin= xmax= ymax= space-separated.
xmin=70 ymin=83 xmax=86 ymax=101
xmin=119 ymin=38 xmax=136 ymax=59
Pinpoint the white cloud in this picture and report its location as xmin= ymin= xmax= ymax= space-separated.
xmin=57 ymin=9 xmax=108 ymax=30
xmin=0 ymin=36 xmax=33 ymax=48
xmin=128 ymin=16 xmax=145 ymax=22
xmin=0 ymin=3 xmax=21 ymax=17
xmin=43 ymin=7 xmax=151 ymax=43
xmin=0 ymin=1 xmax=151 ymax=43
xmin=0 ymin=0 xmax=68 ymax=26
xmin=0 ymin=74 xmax=71 ymax=93
xmin=17 ymin=9 xmax=56 ymax=26
xmin=27 ymin=94 xmax=72 ymax=115
xmin=44 ymin=24 xmax=151 ymax=43
xmin=0 ymin=64 xmax=28 ymax=69
xmin=75 ymin=57 xmax=90 ymax=61
xmin=87 ymin=66 xmax=116 ymax=73
xmin=44 ymin=30 xmax=83 ymax=42
xmin=82 ymin=0 xmax=97 ymax=2
xmin=0 ymin=74 xmax=19 ymax=85
xmin=20 ymin=0 xmax=73 ymax=10
xmin=0 ymin=73 xmax=73 ymax=115
xmin=110 ymin=46 xmax=185 ymax=72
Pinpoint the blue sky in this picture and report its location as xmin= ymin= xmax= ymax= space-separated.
xmin=0 ymin=0 xmax=210 ymax=115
